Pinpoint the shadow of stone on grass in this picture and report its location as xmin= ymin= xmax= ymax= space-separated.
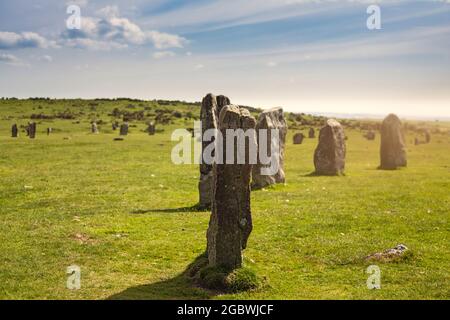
xmin=130 ymin=204 xmax=210 ymax=214
xmin=106 ymin=254 xmax=215 ymax=300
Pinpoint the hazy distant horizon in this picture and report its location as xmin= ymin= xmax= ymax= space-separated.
xmin=1 ymin=95 xmax=449 ymax=121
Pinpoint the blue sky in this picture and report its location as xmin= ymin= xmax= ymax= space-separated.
xmin=0 ymin=0 xmax=449 ymax=118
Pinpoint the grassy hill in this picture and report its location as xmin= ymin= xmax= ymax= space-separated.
xmin=0 ymin=98 xmax=449 ymax=299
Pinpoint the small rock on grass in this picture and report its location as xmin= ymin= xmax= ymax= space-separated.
xmin=366 ymin=244 xmax=410 ymax=262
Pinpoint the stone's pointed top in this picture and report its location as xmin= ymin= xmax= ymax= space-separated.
xmin=384 ymin=113 xmax=401 ymax=123
xmin=326 ymin=119 xmax=342 ymax=127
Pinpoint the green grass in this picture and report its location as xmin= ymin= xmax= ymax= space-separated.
xmin=0 ymin=99 xmax=449 ymax=300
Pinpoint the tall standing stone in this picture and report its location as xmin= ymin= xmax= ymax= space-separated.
xmin=11 ymin=124 xmax=18 ymax=138
xmin=252 ymin=107 xmax=287 ymax=189
xmin=313 ymin=119 xmax=346 ymax=175
xmin=29 ymin=122 xmax=37 ymax=139
xmin=207 ymin=105 xmax=256 ymax=269
xmin=293 ymin=133 xmax=304 ymax=145
xmin=47 ymin=128 xmax=52 ymax=136
xmin=309 ymin=128 xmax=315 ymax=139
xmin=198 ymin=93 xmax=230 ymax=209
xmin=120 ymin=122 xmax=129 ymax=136
xmin=380 ymin=114 xmax=407 ymax=169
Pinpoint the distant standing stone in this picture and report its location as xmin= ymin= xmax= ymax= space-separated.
xmin=47 ymin=128 xmax=52 ymax=135
xmin=198 ymin=93 xmax=231 ymax=209
xmin=120 ymin=122 xmax=129 ymax=136
xmin=11 ymin=124 xmax=18 ymax=138
xmin=309 ymin=128 xmax=315 ymax=139
xmin=425 ymin=131 xmax=431 ymax=143
xmin=207 ymin=105 xmax=256 ymax=269
xmin=91 ymin=122 xmax=99 ymax=134
xmin=365 ymin=130 xmax=376 ymax=141
xmin=252 ymin=107 xmax=287 ymax=190
xmin=147 ymin=122 xmax=156 ymax=135
xmin=29 ymin=122 xmax=37 ymax=139
xmin=293 ymin=133 xmax=304 ymax=145
xmin=379 ymin=114 xmax=407 ymax=170
xmin=313 ymin=119 xmax=346 ymax=175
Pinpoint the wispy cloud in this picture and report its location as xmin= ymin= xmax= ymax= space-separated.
xmin=152 ymin=50 xmax=176 ymax=59
xmin=0 ymin=53 xmax=27 ymax=66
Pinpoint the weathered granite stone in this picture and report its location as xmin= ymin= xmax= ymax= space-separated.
xmin=293 ymin=133 xmax=304 ymax=145
xmin=47 ymin=128 xmax=52 ymax=135
xmin=147 ymin=122 xmax=156 ymax=135
xmin=380 ymin=114 xmax=407 ymax=170
xmin=365 ymin=130 xmax=376 ymax=141
xmin=313 ymin=119 xmax=346 ymax=175
xmin=207 ymin=105 xmax=256 ymax=269
xmin=198 ymin=93 xmax=231 ymax=209
xmin=252 ymin=107 xmax=287 ymax=189
xmin=29 ymin=122 xmax=36 ymax=139
xmin=11 ymin=124 xmax=18 ymax=138
xmin=309 ymin=128 xmax=315 ymax=139
xmin=91 ymin=122 xmax=99 ymax=134
xmin=120 ymin=122 xmax=129 ymax=136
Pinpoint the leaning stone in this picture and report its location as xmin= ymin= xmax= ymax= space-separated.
xmin=379 ymin=114 xmax=407 ymax=170
xmin=313 ymin=119 xmax=346 ymax=175
xmin=252 ymin=107 xmax=287 ymax=190
xmin=293 ymin=133 xmax=304 ymax=145
xmin=308 ymin=128 xmax=315 ymax=138
xmin=207 ymin=105 xmax=256 ymax=270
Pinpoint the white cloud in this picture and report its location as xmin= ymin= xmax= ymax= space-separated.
xmin=266 ymin=61 xmax=278 ymax=67
xmin=152 ymin=51 xmax=176 ymax=59
xmin=60 ymin=6 xmax=187 ymax=50
xmin=0 ymin=31 xmax=51 ymax=49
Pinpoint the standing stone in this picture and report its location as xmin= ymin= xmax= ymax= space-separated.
xmin=425 ymin=131 xmax=431 ymax=144
xmin=112 ymin=122 xmax=118 ymax=131
xmin=380 ymin=114 xmax=407 ymax=170
xmin=91 ymin=122 xmax=99 ymax=134
xmin=11 ymin=124 xmax=18 ymax=138
xmin=309 ymin=128 xmax=315 ymax=139
xmin=207 ymin=105 xmax=256 ymax=269
xmin=147 ymin=122 xmax=156 ymax=135
xmin=47 ymin=128 xmax=52 ymax=136
xmin=252 ymin=107 xmax=287 ymax=190
xmin=313 ymin=119 xmax=346 ymax=175
xmin=120 ymin=122 xmax=129 ymax=136
xmin=198 ymin=93 xmax=231 ymax=209
xmin=293 ymin=133 xmax=304 ymax=145
xmin=365 ymin=130 xmax=376 ymax=141
xmin=26 ymin=122 xmax=31 ymax=136
xmin=29 ymin=122 xmax=37 ymax=139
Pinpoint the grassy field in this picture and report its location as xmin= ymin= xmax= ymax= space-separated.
xmin=0 ymin=99 xmax=449 ymax=300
